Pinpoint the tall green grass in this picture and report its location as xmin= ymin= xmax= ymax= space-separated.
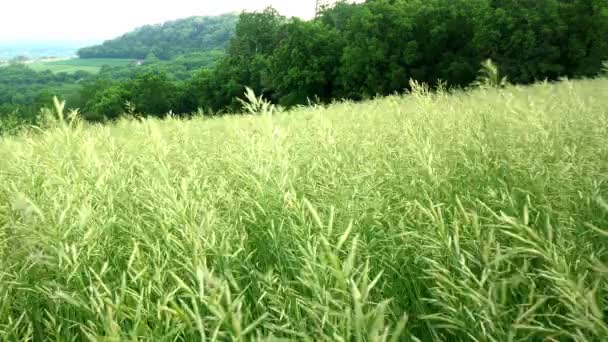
xmin=0 ymin=78 xmax=607 ymax=340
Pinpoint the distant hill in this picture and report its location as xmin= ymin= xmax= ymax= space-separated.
xmin=77 ymin=14 xmax=238 ymax=60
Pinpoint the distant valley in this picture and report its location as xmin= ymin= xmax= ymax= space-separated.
xmin=0 ymin=41 xmax=95 ymax=62
xmin=0 ymin=13 xmax=238 ymax=120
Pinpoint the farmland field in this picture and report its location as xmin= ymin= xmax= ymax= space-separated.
xmin=28 ymin=58 xmax=134 ymax=74
xmin=0 ymin=78 xmax=607 ymax=340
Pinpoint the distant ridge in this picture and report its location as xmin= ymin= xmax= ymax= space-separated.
xmin=78 ymin=13 xmax=238 ymax=60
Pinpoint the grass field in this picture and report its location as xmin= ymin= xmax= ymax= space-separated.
xmin=28 ymin=58 xmax=134 ymax=74
xmin=0 ymin=78 xmax=607 ymax=340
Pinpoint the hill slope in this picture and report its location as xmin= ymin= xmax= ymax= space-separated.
xmin=77 ymin=13 xmax=238 ymax=60
xmin=0 ymin=79 xmax=607 ymax=340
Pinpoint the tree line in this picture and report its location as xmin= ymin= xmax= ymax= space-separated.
xmin=0 ymin=49 xmax=225 ymax=124
xmin=0 ymin=64 xmax=87 ymax=118
xmin=3 ymin=0 xmax=608 ymax=125
xmin=81 ymin=0 xmax=608 ymax=118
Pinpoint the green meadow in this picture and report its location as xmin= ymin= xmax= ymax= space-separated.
xmin=0 ymin=78 xmax=607 ymax=340
xmin=28 ymin=58 xmax=134 ymax=74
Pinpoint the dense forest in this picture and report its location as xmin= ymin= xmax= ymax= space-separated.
xmin=94 ymin=50 xmax=226 ymax=81
xmin=2 ymin=0 xmax=608 ymax=125
xmin=83 ymin=0 xmax=608 ymax=117
xmin=77 ymin=14 xmax=238 ymax=60
xmin=0 ymin=14 xmax=236 ymax=125
xmin=0 ymin=64 xmax=87 ymax=119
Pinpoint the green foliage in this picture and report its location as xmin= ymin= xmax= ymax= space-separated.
xmin=270 ymin=18 xmax=343 ymax=106
xmin=1 ymin=96 xmax=82 ymax=136
xmin=1 ymin=14 xmax=230 ymax=122
xmin=178 ymin=8 xmax=287 ymax=114
xmin=476 ymin=0 xmax=608 ymax=81
xmin=0 ymin=78 xmax=607 ymax=340
xmin=0 ymin=64 xmax=90 ymax=123
xmin=83 ymin=84 xmax=129 ymax=120
xmin=223 ymin=8 xmax=286 ymax=102
xmin=79 ymin=71 xmax=180 ymax=121
xmin=179 ymin=0 xmax=608 ymax=114
xmin=28 ymin=58 xmax=134 ymax=74
xmin=94 ymin=50 xmax=225 ymax=81
xmin=78 ymin=14 xmax=238 ymax=60
xmin=129 ymin=72 xmax=178 ymax=116
xmin=5 ymin=1 xmax=608 ymax=120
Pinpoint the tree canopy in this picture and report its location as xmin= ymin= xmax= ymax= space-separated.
xmin=77 ymin=14 xmax=238 ymax=60
xmin=3 ymin=0 xmax=608 ymax=123
xmin=180 ymin=0 xmax=608 ymax=112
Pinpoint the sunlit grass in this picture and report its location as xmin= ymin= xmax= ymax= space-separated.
xmin=0 ymin=78 xmax=607 ymax=340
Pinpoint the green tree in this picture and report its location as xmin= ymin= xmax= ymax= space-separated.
xmin=270 ymin=19 xmax=344 ymax=106
xmin=129 ymin=71 xmax=178 ymax=116
xmin=86 ymin=85 xmax=130 ymax=120
xmin=145 ymin=52 xmax=160 ymax=63
xmin=193 ymin=8 xmax=287 ymax=112
xmin=554 ymin=0 xmax=608 ymax=77
xmin=6 ymin=0 xmax=608 ymax=121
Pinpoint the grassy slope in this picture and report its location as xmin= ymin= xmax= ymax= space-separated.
xmin=28 ymin=58 xmax=133 ymax=74
xmin=0 ymin=79 xmax=607 ymax=340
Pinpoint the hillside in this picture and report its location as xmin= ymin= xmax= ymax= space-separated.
xmin=77 ymin=13 xmax=238 ymax=60
xmin=0 ymin=78 xmax=607 ymax=340
xmin=3 ymin=0 xmax=607 ymax=124
xmin=0 ymin=13 xmax=238 ymax=118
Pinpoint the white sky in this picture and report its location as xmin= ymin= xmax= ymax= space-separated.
xmin=0 ymin=0 xmax=320 ymax=42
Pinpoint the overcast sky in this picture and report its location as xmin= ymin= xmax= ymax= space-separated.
xmin=0 ymin=0 xmax=321 ymax=42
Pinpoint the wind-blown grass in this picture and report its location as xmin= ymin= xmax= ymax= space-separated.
xmin=0 ymin=78 xmax=607 ymax=341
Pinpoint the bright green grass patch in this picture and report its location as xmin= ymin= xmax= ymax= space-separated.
xmin=28 ymin=58 xmax=134 ymax=74
xmin=0 ymin=78 xmax=607 ymax=340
